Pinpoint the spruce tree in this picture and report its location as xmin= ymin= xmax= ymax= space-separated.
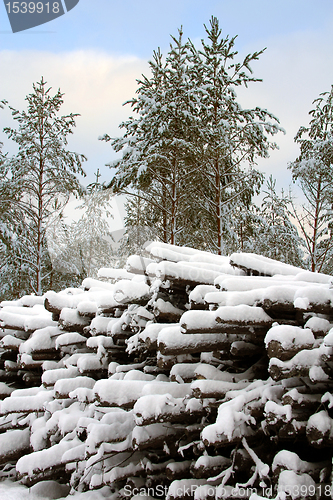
xmin=2 ymin=77 xmax=86 ymax=295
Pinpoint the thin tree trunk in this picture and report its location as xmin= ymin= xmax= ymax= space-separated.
xmin=162 ymin=184 xmax=167 ymax=243
xmin=170 ymin=158 xmax=177 ymax=245
xmin=215 ymin=160 xmax=222 ymax=255
xmin=311 ymin=177 xmax=322 ymax=272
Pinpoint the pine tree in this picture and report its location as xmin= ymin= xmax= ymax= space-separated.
xmin=289 ymin=86 xmax=333 ymax=273
xmin=2 ymin=77 xmax=86 ymax=295
xmin=103 ymin=29 xmax=200 ymax=245
xmin=104 ymin=18 xmax=283 ymax=254
xmin=190 ymin=17 xmax=283 ymax=254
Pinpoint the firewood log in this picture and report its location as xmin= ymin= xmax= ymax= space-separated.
xmin=268 ymin=346 xmax=329 ymax=382
xmin=306 ymin=410 xmax=333 ymax=448
xmin=192 ymin=454 xmax=231 ymax=479
xmin=265 ymin=325 xmax=315 ymax=361
xmin=282 ymin=388 xmax=322 ymax=412
xmin=165 ymin=460 xmax=193 ymax=480
xmin=132 ymin=422 xmax=186 ymax=450
xmin=153 ymin=298 xmax=184 ymax=322
xmin=0 ymin=427 xmax=31 ymax=464
xmin=133 ymin=394 xmax=204 ymax=426
xmin=272 ymin=449 xmax=331 ymax=483
xmin=180 ymin=305 xmax=272 ymax=338
xmin=158 ymin=326 xmax=248 ymax=356
xmin=59 ymin=308 xmax=91 ymax=333
xmin=125 ymin=255 xmax=156 ymax=275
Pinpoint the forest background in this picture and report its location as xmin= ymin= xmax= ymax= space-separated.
xmin=1 ymin=0 xmax=333 ymax=298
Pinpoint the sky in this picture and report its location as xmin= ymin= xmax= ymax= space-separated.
xmin=1 ymin=0 xmax=333 ymax=221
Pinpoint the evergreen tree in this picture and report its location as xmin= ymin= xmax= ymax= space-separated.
xmin=190 ymin=17 xmax=283 ymax=254
xmin=103 ymin=29 xmax=200 ymax=245
xmin=2 ymin=77 xmax=86 ymax=295
xmin=289 ymin=86 xmax=333 ymax=273
xmin=104 ymin=18 xmax=283 ymax=254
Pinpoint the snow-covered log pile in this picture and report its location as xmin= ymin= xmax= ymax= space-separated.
xmin=1 ymin=241 xmax=333 ymax=499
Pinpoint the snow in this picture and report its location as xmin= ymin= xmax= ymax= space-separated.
xmin=86 ymin=335 xmax=114 ymax=349
xmin=113 ymin=279 xmax=150 ymax=304
xmin=0 ymin=389 xmax=54 ymax=414
xmin=54 ymin=376 xmax=95 ymax=398
xmin=294 ymin=286 xmax=333 ymax=310
xmin=89 ymin=316 xmax=112 ymax=335
xmin=77 ymin=300 xmax=98 ymax=316
xmin=146 ymin=245 xmax=192 ymax=262
xmin=155 ymin=260 xmax=222 ymax=284
xmin=94 ymin=379 xmax=148 ymax=407
xmin=81 ymin=277 xmax=115 ymax=291
xmin=277 ymin=470 xmax=316 ymax=499
xmin=138 ymin=322 xmax=178 ymax=348
xmin=167 ymin=479 xmax=207 ymax=500
xmin=153 ymin=297 xmax=183 ymax=316
xmin=1 ymin=243 xmax=333 ymax=497
xmin=59 ymin=308 xmax=90 ymax=330
xmin=20 ymin=295 xmax=45 ymax=307
xmin=0 ymin=334 xmax=23 ymax=348
xmin=230 ymin=252 xmax=302 ymax=276
xmin=86 ymin=416 xmax=135 ymax=451
xmin=0 ymin=428 xmax=30 ymax=459
xmin=20 ymin=327 xmax=58 ymax=354
xmin=133 ymin=394 xmax=186 ymax=425
xmin=98 ymin=267 xmax=135 ymax=280
xmin=264 ymin=401 xmax=292 ymax=422
xmin=180 ymin=305 xmax=272 ymax=333
xmin=141 ymin=381 xmax=192 ymax=398
xmin=324 ymin=327 xmax=333 ymax=347
xmin=306 ymin=409 xmax=333 ymax=438
xmin=42 ymin=366 xmax=80 ymax=387
xmin=16 ymin=439 xmax=75 ymax=477
xmin=0 ymin=381 xmax=14 ymax=397
xmin=29 ymin=480 xmax=70 ymax=498
xmin=170 ymin=362 xmax=201 ymax=382
xmin=189 ymin=285 xmax=217 ymax=306
xmin=272 ymin=449 xmax=320 ymax=475
xmin=269 ymin=345 xmax=329 ymax=380
xmin=158 ymin=325 xmax=231 ymax=354
xmin=264 ymin=325 xmax=315 ymax=348
xmin=125 ymin=255 xmax=155 ymax=274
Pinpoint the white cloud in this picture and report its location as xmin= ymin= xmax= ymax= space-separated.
xmin=1 ymin=21 xmax=333 ymax=197
xmin=236 ymin=25 xmax=333 ymax=193
xmin=0 ymin=49 xmax=149 ymax=184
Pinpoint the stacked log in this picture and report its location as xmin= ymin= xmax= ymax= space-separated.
xmin=0 ymin=244 xmax=333 ymax=500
